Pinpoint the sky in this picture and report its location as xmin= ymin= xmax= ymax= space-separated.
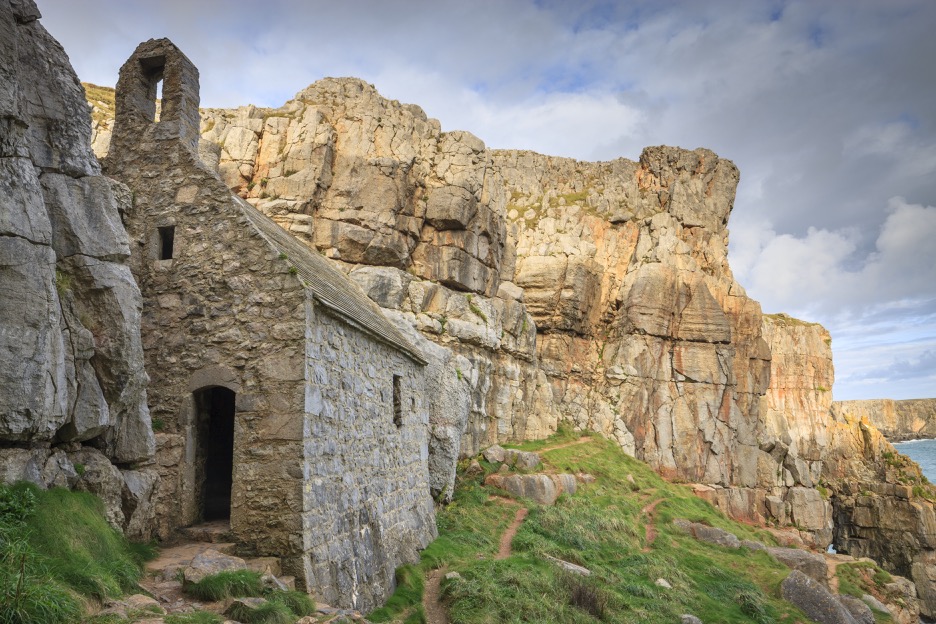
xmin=37 ymin=0 xmax=936 ymax=401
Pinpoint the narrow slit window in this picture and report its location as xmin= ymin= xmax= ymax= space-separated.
xmin=392 ymin=374 xmax=403 ymax=428
xmin=158 ymin=226 xmax=175 ymax=260
xmin=154 ymin=78 xmax=163 ymax=122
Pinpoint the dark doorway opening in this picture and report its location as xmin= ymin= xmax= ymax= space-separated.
xmin=194 ymin=386 xmax=235 ymax=521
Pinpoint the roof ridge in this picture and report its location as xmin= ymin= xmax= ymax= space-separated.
xmin=233 ymin=197 xmax=426 ymax=365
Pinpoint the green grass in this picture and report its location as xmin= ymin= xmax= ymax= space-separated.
xmin=267 ymin=590 xmax=316 ymax=617
xmin=224 ymin=599 xmax=294 ymax=624
xmin=0 ymin=482 xmax=149 ymax=624
xmin=368 ymin=425 xmax=807 ymax=624
xmin=184 ymin=569 xmax=264 ymax=601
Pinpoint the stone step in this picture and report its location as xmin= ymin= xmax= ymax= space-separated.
xmin=180 ymin=520 xmax=233 ymax=543
xmin=245 ymin=556 xmax=281 ymax=577
xmin=145 ymin=542 xmax=238 ymax=581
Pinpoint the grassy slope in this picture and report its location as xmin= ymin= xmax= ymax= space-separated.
xmin=0 ymin=482 xmax=153 ymax=624
xmin=371 ymin=426 xmax=812 ymax=624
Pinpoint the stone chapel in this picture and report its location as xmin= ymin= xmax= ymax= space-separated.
xmin=104 ymin=38 xmax=437 ymax=610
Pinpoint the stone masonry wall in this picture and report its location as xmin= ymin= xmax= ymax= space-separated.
xmin=105 ymin=39 xmax=313 ymax=561
xmin=105 ymin=39 xmax=436 ymax=607
xmin=303 ymin=308 xmax=436 ymax=611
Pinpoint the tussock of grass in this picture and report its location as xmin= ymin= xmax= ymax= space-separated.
xmin=0 ymin=482 xmax=149 ymax=624
xmin=225 ymin=599 xmax=294 ymax=624
xmin=184 ymin=569 xmax=264 ymax=601
xmin=267 ymin=589 xmax=316 ymax=617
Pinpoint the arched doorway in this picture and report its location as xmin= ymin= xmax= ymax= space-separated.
xmin=193 ymin=386 xmax=235 ymax=521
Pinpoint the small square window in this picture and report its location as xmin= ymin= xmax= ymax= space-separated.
xmin=158 ymin=226 xmax=175 ymax=260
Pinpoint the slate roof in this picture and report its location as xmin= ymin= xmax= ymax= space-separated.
xmin=235 ymin=197 xmax=426 ymax=365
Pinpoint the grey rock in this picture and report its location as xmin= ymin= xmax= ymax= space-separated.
xmin=504 ymin=448 xmax=541 ymax=470
xmin=444 ymin=571 xmax=463 ymax=581
xmin=693 ymin=524 xmax=741 ymax=549
xmin=655 ymin=578 xmax=672 ymax=589
xmin=0 ymin=447 xmax=48 ymax=486
xmin=41 ymin=449 xmax=78 ymax=489
xmin=482 ymin=444 xmax=507 ymax=464
xmin=350 ymin=266 xmax=414 ymax=310
xmin=740 ymin=539 xmax=767 ymax=552
xmin=68 ymin=448 xmax=125 ymax=529
xmin=554 ymin=473 xmax=577 ymax=497
xmin=1 ymin=0 xmax=153 ymax=499
xmin=544 ymin=554 xmax=590 ymax=576
xmin=780 ymin=570 xmax=858 ymax=624
xmin=120 ymin=467 xmax=158 ymax=540
xmin=261 ymin=572 xmax=290 ymax=592
xmin=496 ymin=281 xmax=524 ymax=302
xmin=680 ymin=616 xmax=703 ymax=624
xmin=183 ymin=549 xmax=248 ymax=585
xmin=224 ymin=597 xmax=268 ymax=620
xmin=836 ymin=595 xmax=874 ymax=624
xmin=487 ymin=473 xmax=558 ymax=505
xmin=768 ymin=547 xmax=830 ymax=588
xmin=858 ymin=594 xmax=889 ymax=615
xmin=425 ymin=186 xmax=478 ymax=231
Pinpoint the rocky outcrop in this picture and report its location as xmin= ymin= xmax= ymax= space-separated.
xmin=833 ymin=399 xmax=936 ymax=442
xmin=0 ymin=0 xmax=155 ymax=538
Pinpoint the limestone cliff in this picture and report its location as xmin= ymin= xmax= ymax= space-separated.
xmin=759 ymin=315 xmax=936 ymax=617
xmin=190 ymin=79 xmax=786 ymax=514
xmin=833 ymin=398 xmax=936 ymax=442
xmin=0 ymin=0 xmax=155 ymax=537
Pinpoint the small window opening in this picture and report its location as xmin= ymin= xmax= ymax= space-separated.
xmin=154 ymin=79 xmax=163 ymax=122
xmin=158 ymin=226 xmax=175 ymax=260
xmin=392 ymin=374 xmax=403 ymax=428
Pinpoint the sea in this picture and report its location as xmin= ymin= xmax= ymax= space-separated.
xmin=893 ymin=439 xmax=936 ymax=483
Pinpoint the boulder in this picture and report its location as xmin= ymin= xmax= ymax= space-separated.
xmin=692 ymin=524 xmax=741 ymax=549
xmin=780 ymin=570 xmax=858 ymax=624
xmin=68 ymin=447 xmax=125 ymax=530
xmin=482 ymin=444 xmax=506 ymax=464
xmin=859 ymin=593 xmax=888 ymax=615
xmin=836 ymin=595 xmax=874 ymax=624
xmin=544 ymin=554 xmax=590 ymax=576
xmin=503 ymin=448 xmax=541 ymax=470
xmin=768 ymin=547 xmax=830 ymax=587
xmin=183 ymin=548 xmax=248 ymax=584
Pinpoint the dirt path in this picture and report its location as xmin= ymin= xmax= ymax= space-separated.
xmin=824 ymin=554 xmax=850 ymax=594
xmin=640 ymin=498 xmax=664 ymax=552
xmin=423 ymin=567 xmax=449 ymax=624
xmin=497 ymin=507 xmax=529 ymax=560
xmin=537 ymin=436 xmax=594 ymax=454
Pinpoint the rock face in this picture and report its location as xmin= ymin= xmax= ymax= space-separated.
xmin=833 ymin=399 xmax=936 ymax=442
xmin=0 ymin=0 xmax=155 ymax=537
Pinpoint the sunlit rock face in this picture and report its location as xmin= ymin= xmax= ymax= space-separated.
xmin=196 ymin=84 xmax=781 ymax=501
xmin=832 ymin=398 xmax=936 ymax=442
